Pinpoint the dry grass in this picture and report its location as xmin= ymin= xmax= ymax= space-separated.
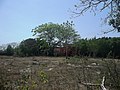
xmin=0 ymin=56 xmax=119 ymax=90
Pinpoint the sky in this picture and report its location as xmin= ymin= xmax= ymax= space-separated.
xmin=0 ymin=0 xmax=120 ymax=45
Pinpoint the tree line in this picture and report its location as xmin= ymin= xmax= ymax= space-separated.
xmin=0 ymin=21 xmax=119 ymax=58
xmin=0 ymin=37 xmax=120 ymax=59
xmin=74 ymin=37 xmax=120 ymax=58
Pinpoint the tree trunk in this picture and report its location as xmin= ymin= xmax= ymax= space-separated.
xmin=65 ymin=44 xmax=68 ymax=59
xmin=65 ymin=40 xmax=68 ymax=59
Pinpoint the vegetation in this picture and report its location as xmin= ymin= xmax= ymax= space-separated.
xmin=73 ymin=0 xmax=120 ymax=33
xmin=0 ymin=21 xmax=119 ymax=90
xmin=0 ymin=37 xmax=120 ymax=59
xmin=0 ymin=56 xmax=120 ymax=90
xmin=75 ymin=37 xmax=120 ymax=58
xmin=32 ymin=21 xmax=80 ymax=58
xmin=0 ymin=20 xmax=119 ymax=58
xmin=6 ymin=45 xmax=14 ymax=56
xmin=0 ymin=1 xmax=119 ymax=90
xmin=18 ymin=38 xmax=38 ymax=56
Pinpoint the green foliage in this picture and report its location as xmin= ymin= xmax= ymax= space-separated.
xmin=59 ymin=21 xmax=80 ymax=44
xmin=19 ymin=38 xmax=38 ymax=56
xmin=32 ymin=21 xmax=80 ymax=45
xmin=32 ymin=22 xmax=61 ymax=47
xmin=16 ymin=68 xmax=38 ymax=90
xmin=38 ymin=70 xmax=48 ymax=84
xmin=74 ymin=37 xmax=120 ymax=58
xmin=14 ymin=46 xmax=21 ymax=56
xmin=32 ymin=21 xmax=80 ymax=56
xmin=14 ymin=36 xmax=120 ymax=58
xmin=32 ymin=22 xmax=62 ymax=56
xmin=60 ymin=21 xmax=80 ymax=58
xmin=36 ymin=39 xmax=49 ymax=56
xmin=79 ymin=39 xmax=89 ymax=56
xmin=6 ymin=45 xmax=14 ymax=56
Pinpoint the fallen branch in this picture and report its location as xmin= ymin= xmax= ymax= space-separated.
xmin=101 ymin=76 xmax=107 ymax=90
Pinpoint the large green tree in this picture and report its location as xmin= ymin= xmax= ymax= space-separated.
xmin=60 ymin=21 xmax=80 ymax=58
xmin=32 ymin=23 xmax=60 ymax=46
xmin=32 ymin=21 xmax=80 ymax=57
xmin=32 ymin=22 xmax=61 ymax=56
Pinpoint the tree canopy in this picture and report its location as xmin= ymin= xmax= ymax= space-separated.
xmin=32 ymin=21 xmax=80 ymax=47
xmin=73 ymin=0 xmax=120 ymax=32
xmin=32 ymin=21 xmax=80 ymax=57
xmin=19 ymin=38 xmax=38 ymax=56
xmin=32 ymin=23 xmax=60 ymax=47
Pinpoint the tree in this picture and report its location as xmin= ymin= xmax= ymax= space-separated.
xmin=88 ymin=38 xmax=99 ymax=57
xmin=19 ymin=38 xmax=38 ymax=56
xmin=97 ymin=38 xmax=111 ymax=57
xmin=59 ymin=21 xmax=80 ymax=58
xmin=0 ymin=50 xmax=6 ymax=55
xmin=36 ymin=39 xmax=49 ymax=56
xmin=32 ymin=21 xmax=80 ymax=57
xmin=32 ymin=23 xmax=60 ymax=46
xmin=109 ymin=6 xmax=120 ymax=32
xmin=73 ymin=0 xmax=120 ymax=32
xmin=32 ymin=22 xmax=62 ymax=56
xmin=73 ymin=37 xmax=120 ymax=58
xmin=6 ymin=45 xmax=14 ymax=56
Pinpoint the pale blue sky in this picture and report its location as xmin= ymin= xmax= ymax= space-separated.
xmin=0 ymin=0 xmax=120 ymax=45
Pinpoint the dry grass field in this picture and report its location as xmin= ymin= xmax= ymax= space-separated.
xmin=0 ymin=56 xmax=120 ymax=90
